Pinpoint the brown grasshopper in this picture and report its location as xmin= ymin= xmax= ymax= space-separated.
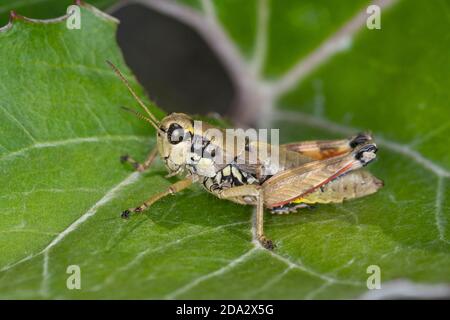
xmin=107 ymin=61 xmax=383 ymax=250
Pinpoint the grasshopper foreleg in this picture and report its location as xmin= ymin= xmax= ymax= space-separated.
xmin=121 ymin=178 xmax=192 ymax=218
xmin=120 ymin=147 xmax=158 ymax=172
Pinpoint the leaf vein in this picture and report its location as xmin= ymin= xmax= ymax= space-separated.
xmin=0 ymin=171 xmax=141 ymax=274
xmin=165 ymin=247 xmax=258 ymax=299
xmin=0 ymin=135 xmax=148 ymax=162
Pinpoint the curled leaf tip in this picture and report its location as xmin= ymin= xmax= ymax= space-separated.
xmin=9 ymin=11 xmax=19 ymax=20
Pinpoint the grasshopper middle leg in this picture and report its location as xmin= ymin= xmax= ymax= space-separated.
xmin=218 ymin=185 xmax=274 ymax=250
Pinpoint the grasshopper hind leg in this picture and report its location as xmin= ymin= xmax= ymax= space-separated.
xmin=282 ymin=132 xmax=373 ymax=160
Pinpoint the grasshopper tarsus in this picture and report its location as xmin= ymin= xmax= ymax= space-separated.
xmin=120 ymin=154 xmax=146 ymax=172
xmin=121 ymin=209 xmax=131 ymax=219
xmin=258 ymin=236 xmax=275 ymax=250
xmin=120 ymin=154 xmax=130 ymax=163
xmin=121 ymin=206 xmax=145 ymax=219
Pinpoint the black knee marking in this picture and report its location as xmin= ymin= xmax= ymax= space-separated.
xmin=350 ymin=133 xmax=372 ymax=148
xmin=355 ymin=144 xmax=377 ymax=166
xmin=357 ymin=144 xmax=377 ymax=156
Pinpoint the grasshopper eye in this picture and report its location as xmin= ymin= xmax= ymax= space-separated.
xmin=167 ymin=123 xmax=185 ymax=145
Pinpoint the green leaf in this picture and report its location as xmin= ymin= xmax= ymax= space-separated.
xmin=1 ymin=0 xmax=449 ymax=300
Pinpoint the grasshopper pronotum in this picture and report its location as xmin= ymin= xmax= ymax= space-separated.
xmin=107 ymin=61 xmax=383 ymax=250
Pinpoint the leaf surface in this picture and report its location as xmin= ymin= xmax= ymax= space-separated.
xmin=1 ymin=0 xmax=449 ymax=299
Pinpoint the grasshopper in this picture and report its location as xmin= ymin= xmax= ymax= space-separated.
xmin=108 ymin=61 xmax=383 ymax=250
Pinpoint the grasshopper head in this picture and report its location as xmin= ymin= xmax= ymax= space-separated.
xmin=157 ymin=113 xmax=194 ymax=173
xmin=106 ymin=61 xmax=195 ymax=174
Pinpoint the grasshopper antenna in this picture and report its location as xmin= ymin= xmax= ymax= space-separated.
xmin=106 ymin=60 xmax=160 ymax=126
xmin=120 ymin=106 xmax=162 ymax=132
